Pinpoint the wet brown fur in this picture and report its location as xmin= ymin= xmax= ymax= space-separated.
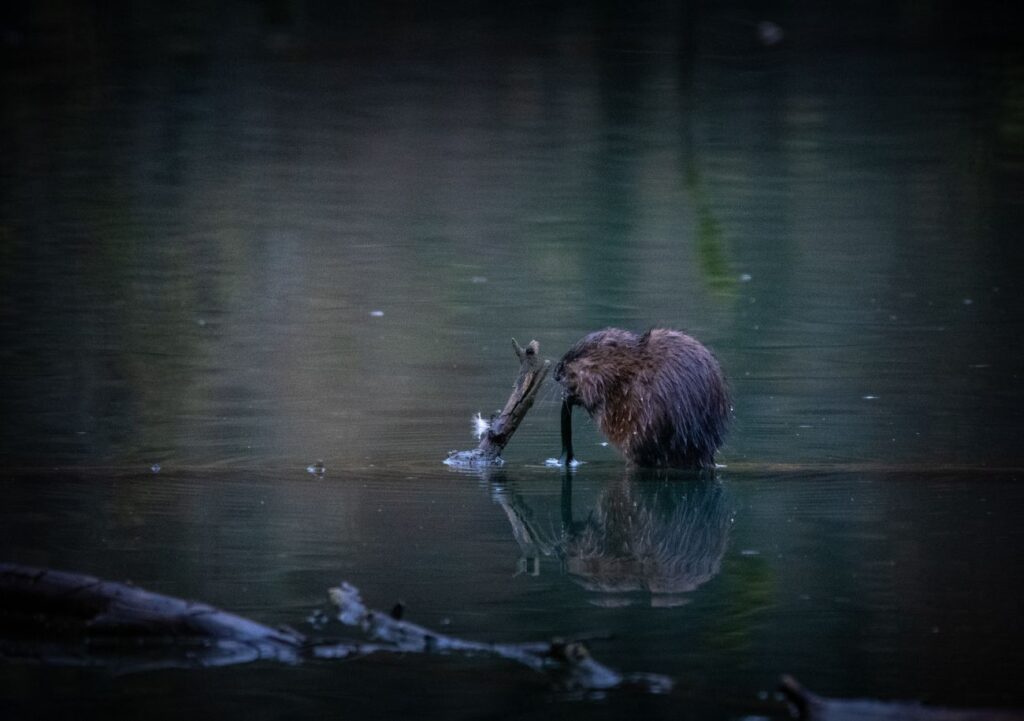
xmin=554 ymin=328 xmax=730 ymax=468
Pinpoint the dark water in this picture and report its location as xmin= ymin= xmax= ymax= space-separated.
xmin=2 ymin=4 xmax=1023 ymax=720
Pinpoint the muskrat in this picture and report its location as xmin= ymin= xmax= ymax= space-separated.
xmin=554 ymin=328 xmax=730 ymax=468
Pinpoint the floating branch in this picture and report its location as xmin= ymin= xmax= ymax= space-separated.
xmin=327 ymin=582 xmax=672 ymax=694
xmin=779 ymin=675 xmax=1024 ymax=721
xmin=445 ymin=338 xmax=550 ymax=467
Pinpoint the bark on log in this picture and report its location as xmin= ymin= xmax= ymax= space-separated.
xmin=327 ymin=581 xmax=672 ymax=694
xmin=445 ymin=338 xmax=550 ymax=466
xmin=0 ymin=562 xmax=672 ymax=693
xmin=0 ymin=562 xmax=305 ymax=670
xmin=779 ymin=676 xmax=1024 ymax=721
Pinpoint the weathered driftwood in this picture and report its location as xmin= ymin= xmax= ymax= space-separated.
xmin=326 ymin=582 xmax=672 ymax=694
xmin=0 ymin=562 xmax=305 ymax=670
xmin=0 ymin=562 xmax=670 ymax=694
xmin=445 ymin=338 xmax=550 ymax=467
xmin=779 ymin=676 xmax=1024 ymax=721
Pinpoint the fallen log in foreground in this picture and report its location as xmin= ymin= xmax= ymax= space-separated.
xmin=0 ymin=562 xmax=670 ymax=694
xmin=326 ymin=581 xmax=671 ymax=694
xmin=0 ymin=562 xmax=305 ymax=671
xmin=780 ymin=676 xmax=1024 ymax=721
xmin=445 ymin=339 xmax=550 ymax=467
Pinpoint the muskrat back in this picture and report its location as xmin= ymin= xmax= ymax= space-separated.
xmin=554 ymin=328 xmax=730 ymax=468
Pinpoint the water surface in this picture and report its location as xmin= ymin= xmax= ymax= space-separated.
xmin=1 ymin=4 xmax=1022 ymax=719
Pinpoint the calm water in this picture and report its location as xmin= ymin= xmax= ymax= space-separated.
xmin=2 ymin=4 xmax=1023 ymax=720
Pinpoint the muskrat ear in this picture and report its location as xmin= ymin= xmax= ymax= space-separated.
xmin=639 ymin=329 xmax=654 ymax=343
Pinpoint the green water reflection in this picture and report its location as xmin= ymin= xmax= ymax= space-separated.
xmin=1 ymin=3 xmax=1023 ymax=720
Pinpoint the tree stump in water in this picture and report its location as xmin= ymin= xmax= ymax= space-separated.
xmin=445 ymin=339 xmax=550 ymax=467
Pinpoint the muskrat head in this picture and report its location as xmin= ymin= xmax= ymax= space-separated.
xmin=554 ymin=328 xmax=639 ymax=414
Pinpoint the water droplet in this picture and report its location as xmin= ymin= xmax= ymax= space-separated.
xmin=369 ymin=310 xmax=385 ymax=317
xmin=150 ymin=463 xmax=161 ymax=473
xmin=307 ymin=460 xmax=326 ymax=476
xmin=756 ymin=20 xmax=784 ymax=46
xmin=546 ymin=457 xmax=582 ymax=467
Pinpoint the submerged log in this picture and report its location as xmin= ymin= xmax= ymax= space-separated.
xmin=445 ymin=338 xmax=550 ymax=467
xmin=779 ymin=676 xmax=1024 ymax=721
xmin=0 ymin=562 xmax=670 ymax=694
xmin=327 ymin=581 xmax=672 ymax=694
xmin=0 ymin=562 xmax=305 ymax=670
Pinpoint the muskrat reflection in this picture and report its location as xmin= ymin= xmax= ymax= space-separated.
xmin=492 ymin=473 xmax=732 ymax=606
xmin=567 ymin=475 xmax=731 ymax=604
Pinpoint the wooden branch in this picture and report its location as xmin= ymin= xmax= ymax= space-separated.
xmin=327 ymin=582 xmax=672 ymax=694
xmin=0 ymin=562 xmax=305 ymax=670
xmin=779 ymin=676 xmax=1024 ymax=721
xmin=445 ymin=338 xmax=550 ymax=467
xmin=0 ymin=563 xmax=672 ymax=694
